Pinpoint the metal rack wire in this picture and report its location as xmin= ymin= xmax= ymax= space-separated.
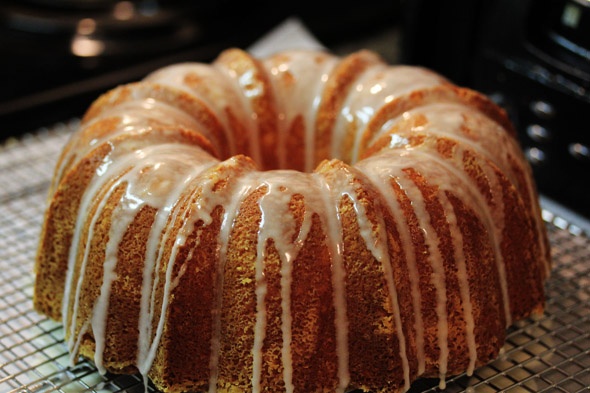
xmin=0 ymin=123 xmax=588 ymax=393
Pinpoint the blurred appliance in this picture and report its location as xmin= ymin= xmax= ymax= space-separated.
xmin=401 ymin=0 xmax=590 ymax=220
xmin=0 ymin=0 xmax=289 ymax=137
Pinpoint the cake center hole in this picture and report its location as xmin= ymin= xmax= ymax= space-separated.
xmin=234 ymin=130 xmax=352 ymax=174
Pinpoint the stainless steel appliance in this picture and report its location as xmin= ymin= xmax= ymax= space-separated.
xmin=401 ymin=0 xmax=590 ymax=220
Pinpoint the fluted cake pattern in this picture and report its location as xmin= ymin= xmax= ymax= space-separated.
xmin=34 ymin=48 xmax=550 ymax=393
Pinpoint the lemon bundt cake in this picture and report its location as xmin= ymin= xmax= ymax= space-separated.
xmin=34 ymin=48 xmax=551 ymax=393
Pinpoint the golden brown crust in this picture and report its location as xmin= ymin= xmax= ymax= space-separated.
xmin=34 ymin=141 xmax=113 ymax=320
xmin=445 ymin=191 xmax=505 ymax=368
xmin=288 ymin=211 xmax=339 ymax=392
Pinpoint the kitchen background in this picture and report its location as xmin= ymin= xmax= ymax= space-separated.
xmin=1 ymin=0 xmax=588 ymax=221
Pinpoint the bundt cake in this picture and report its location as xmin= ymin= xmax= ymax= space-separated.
xmin=34 ymin=48 xmax=551 ymax=393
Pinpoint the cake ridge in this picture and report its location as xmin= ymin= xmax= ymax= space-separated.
xmin=362 ymin=167 xmax=425 ymax=380
xmin=62 ymin=143 xmax=217 ymax=373
xmin=323 ymin=159 xmax=414 ymax=391
xmin=362 ymin=153 xmax=470 ymax=372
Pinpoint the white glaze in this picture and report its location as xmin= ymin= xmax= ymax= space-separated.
xmin=315 ymin=171 xmax=350 ymax=393
xmin=50 ymin=48 xmax=548 ymax=393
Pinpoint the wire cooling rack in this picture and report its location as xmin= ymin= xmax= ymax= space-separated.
xmin=0 ymin=123 xmax=589 ymax=393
